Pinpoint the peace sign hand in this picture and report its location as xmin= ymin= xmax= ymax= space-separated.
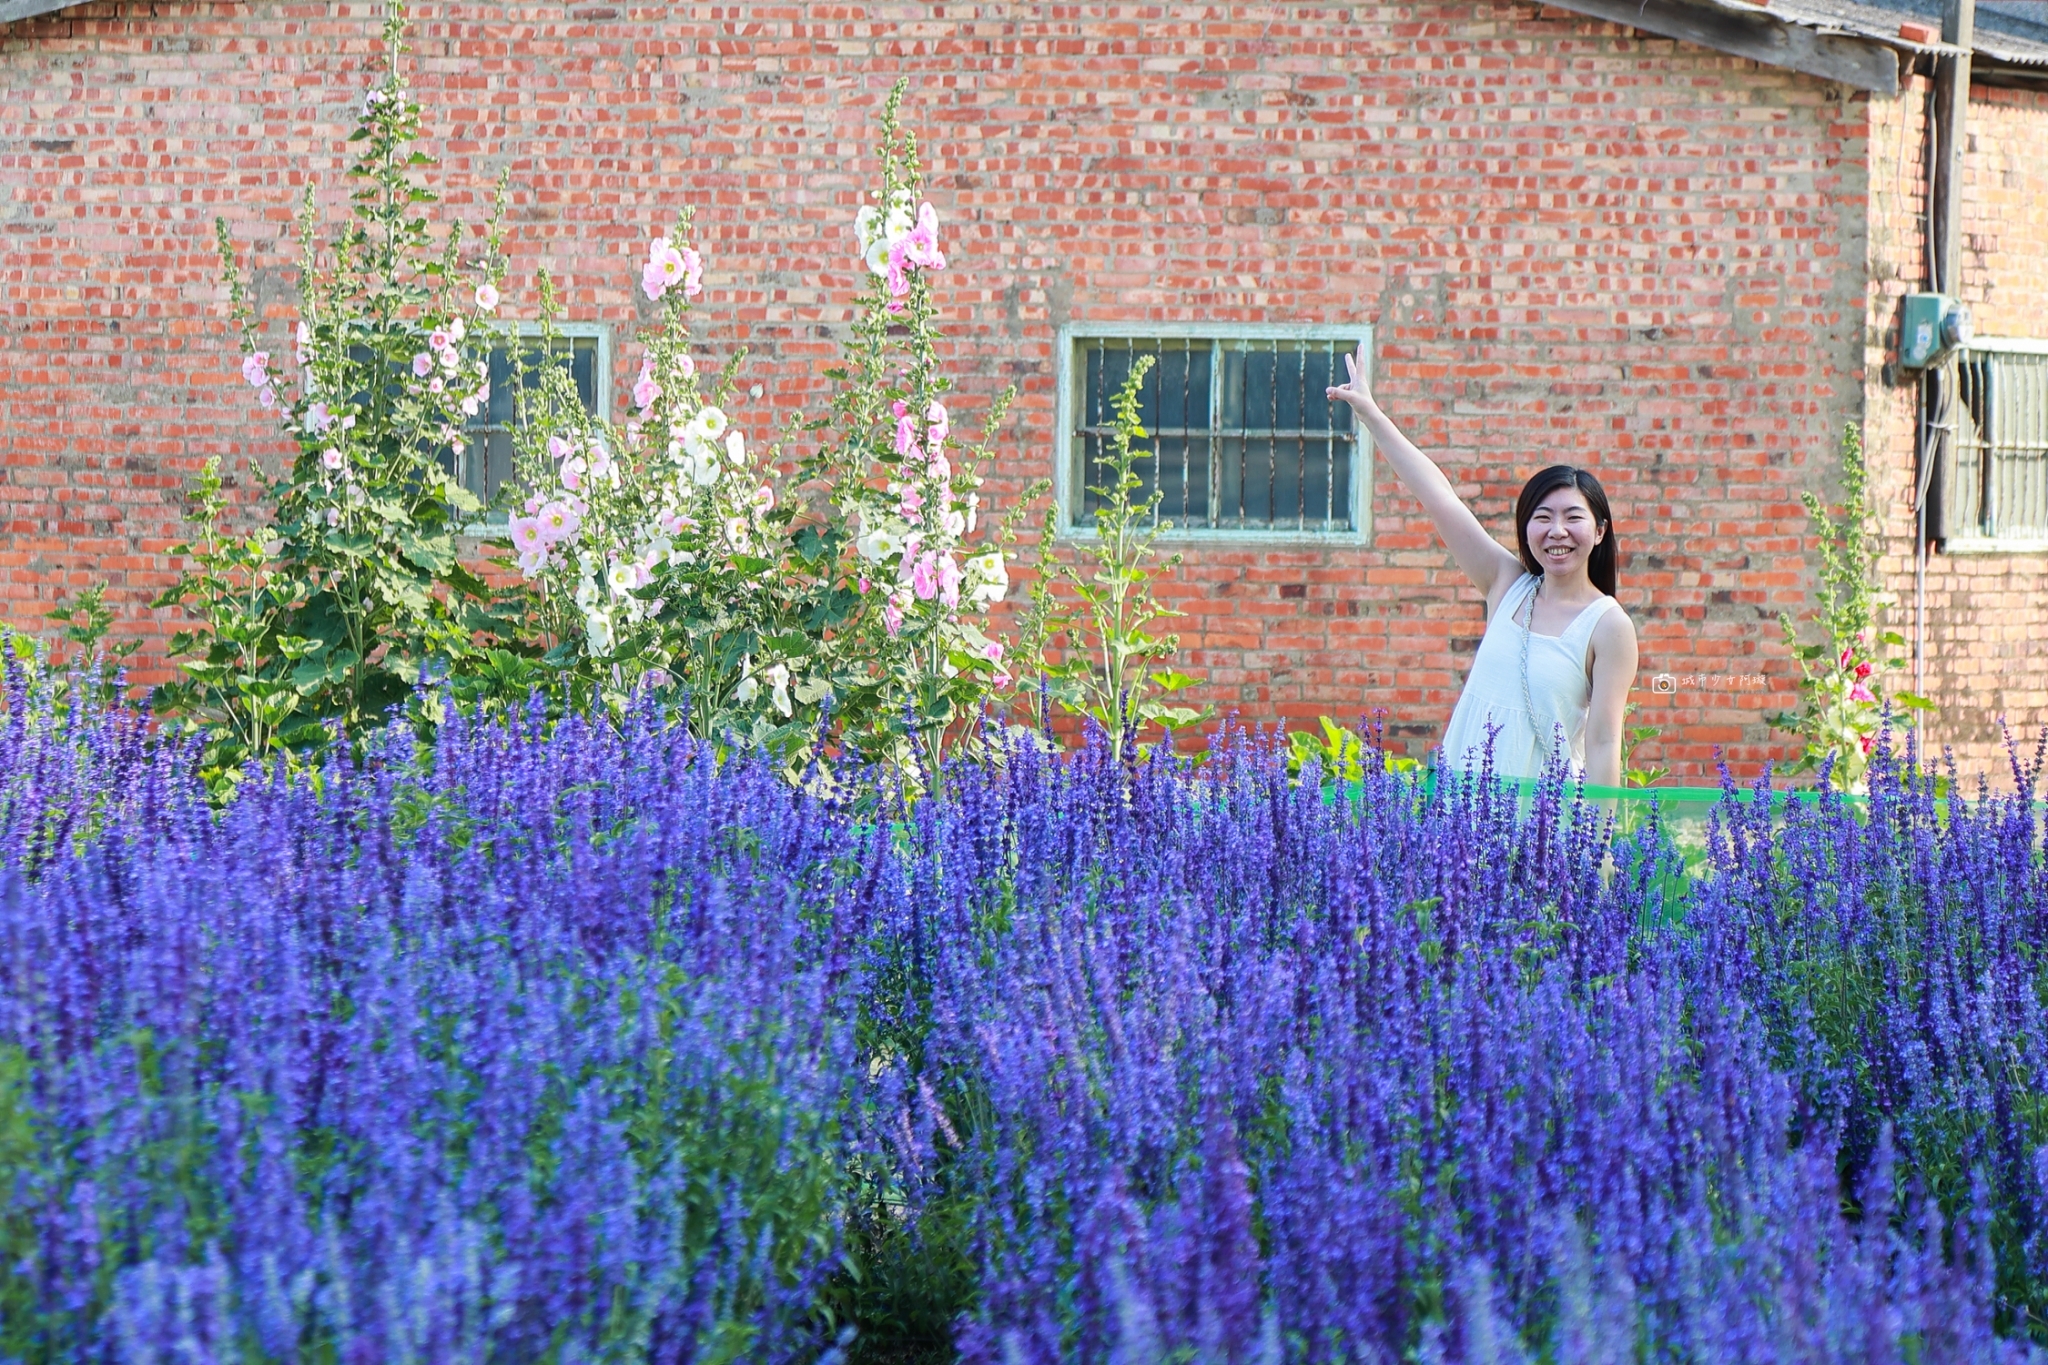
xmin=1324 ymin=341 xmax=1379 ymax=421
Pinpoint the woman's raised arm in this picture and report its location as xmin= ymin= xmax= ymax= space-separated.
xmin=1327 ymin=342 xmax=1522 ymax=602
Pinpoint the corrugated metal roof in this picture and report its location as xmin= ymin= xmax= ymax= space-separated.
xmin=1760 ymin=0 xmax=2048 ymax=66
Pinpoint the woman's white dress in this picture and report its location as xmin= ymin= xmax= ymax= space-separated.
xmin=1437 ymin=571 xmax=1616 ymax=781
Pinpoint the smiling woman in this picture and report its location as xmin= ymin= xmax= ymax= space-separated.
xmin=1326 ymin=344 xmax=1641 ymax=785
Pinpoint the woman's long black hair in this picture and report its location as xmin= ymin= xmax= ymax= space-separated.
xmin=1515 ymin=465 xmax=1618 ymax=596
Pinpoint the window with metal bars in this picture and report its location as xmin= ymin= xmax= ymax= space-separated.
xmin=443 ymin=326 xmax=608 ymax=515
xmin=1058 ymin=327 xmax=1370 ymax=536
xmin=1945 ymin=341 xmax=2048 ymax=548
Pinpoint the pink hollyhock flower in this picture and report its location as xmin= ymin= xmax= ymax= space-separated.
xmin=642 ymin=237 xmax=689 ymax=301
xmin=323 ymin=506 xmax=342 ymax=528
xmin=858 ymin=576 xmax=871 ymax=594
xmin=587 ymin=440 xmax=614 ymax=480
xmin=992 ymin=669 xmax=1012 ymax=690
xmin=680 ymin=247 xmax=703 ymax=298
xmin=910 ymin=552 xmax=939 ymax=601
xmin=884 ymin=240 xmax=913 ymax=299
xmin=943 ymin=508 xmax=965 ymax=537
xmin=295 ymin=323 xmax=312 ymax=366
xmin=461 ymin=394 xmax=481 ymax=418
xmin=643 ymin=668 xmax=670 ymax=690
xmin=525 ymin=495 xmax=543 ymax=514
xmin=927 ymin=401 xmax=949 ymax=444
xmin=428 ymin=377 xmax=445 ymax=395
xmin=894 ymin=413 xmax=922 ymax=460
xmin=891 ymin=399 xmax=909 ymax=418
xmin=929 ymin=453 xmax=951 ymax=480
xmin=882 ymin=598 xmax=904 ymax=636
xmin=898 ymin=486 xmax=925 ymax=520
xmin=1838 ymin=646 xmax=1855 ymax=669
xmin=1859 ymin=734 xmax=1875 ymax=755
xmin=321 ymin=448 xmax=345 ymax=471
xmin=1849 ymin=682 xmax=1876 ymax=705
xmin=538 ymin=500 xmax=581 ymax=542
xmin=676 ymin=353 xmax=696 ymax=379
xmin=1854 ymin=661 xmax=1872 ymax=680
xmin=429 ymin=328 xmax=451 ymax=353
xmin=474 ymin=283 xmax=499 ymax=312
xmin=885 ymin=298 xmax=907 ymax=315
xmin=937 ymin=554 xmax=963 ymax=608
xmin=754 ymin=484 xmax=775 ymax=512
xmin=560 ymin=456 xmax=587 ymax=492
xmin=411 ymin=353 xmax=434 ymax=378
xmin=510 ymin=515 xmax=546 ymax=555
xmin=981 ymin=641 xmax=1004 ymax=664
xmin=241 ymin=352 xmax=269 ymax=388
xmin=259 ymin=386 xmax=277 ymax=409
xmin=902 ymin=203 xmax=946 ymax=270
xmin=633 ymin=374 xmax=661 ymax=411
xmin=449 ymin=318 xmax=466 ymax=343
xmin=547 ymin=435 xmax=572 ymax=463
xmin=517 ymin=547 xmax=548 ymax=577
xmin=305 ymin=402 xmax=333 ymax=432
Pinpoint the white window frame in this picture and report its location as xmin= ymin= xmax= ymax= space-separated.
xmin=1944 ymin=336 xmax=2048 ymax=555
xmin=459 ymin=321 xmax=611 ymax=528
xmin=1054 ymin=322 xmax=1375 ymax=544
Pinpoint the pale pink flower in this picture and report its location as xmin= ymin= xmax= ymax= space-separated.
xmin=323 ymin=506 xmax=342 ymax=528
xmin=992 ymin=670 xmax=1012 ymax=689
xmin=537 ymin=500 xmax=581 ymax=542
xmin=911 ymin=552 xmax=939 ymax=601
xmin=642 ymin=237 xmax=689 ymax=301
xmin=981 ymin=641 xmax=1004 ymax=664
xmin=547 ymin=435 xmax=573 ymax=463
xmin=898 ymin=486 xmax=925 ymax=520
xmin=1849 ymin=682 xmax=1876 ymax=705
xmin=894 ymin=413 xmax=922 ymax=460
xmin=474 ymin=283 xmax=499 ymax=312
xmin=560 ymin=456 xmax=587 ymax=492
xmin=411 ymin=352 xmax=434 ymax=378
xmin=633 ymin=367 xmax=661 ymax=412
xmin=510 ymin=515 xmax=546 ymax=555
xmin=884 ymin=240 xmax=913 ymax=299
xmin=449 ymin=318 xmax=466 ymax=343
xmin=241 ymin=352 xmax=270 ymax=388
xmin=439 ymin=346 xmax=459 ymax=372
xmin=461 ymin=395 xmax=482 ymax=419
xmin=680 ymin=246 xmax=703 ymax=298
xmin=295 ymin=323 xmax=312 ymax=366
xmin=430 ymin=329 xmax=451 ymax=353
xmin=525 ymin=494 xmax=544 ymax=514
xmin=676 ymin=353 xmax=696 ymax=379
xmin=929 ymin=453 xmax=952 ymax=480
xmin=643 ymin=667 xmax=670 ymax=690
xmin=754 ymin=484 xmax=775 ymax=512
xmin=891 ymin=400 xmax=909 ymax=418
xmin=321 ymin=447 xmax=345 ymax=471
xmin=927 ymin=401 xmax=950 ymax=445
xmin=428 ymin=377 xmax=445 ymax=395
xmin=587 ymin=441 xmax=614 ymax=480
xmin=937 ymin=554 xmax=963 ymax=608
xmin=942 ymin=508 xmax=965 ymax=537
xmin=517 ymin=547 xmax=548 ymax=577
xmin=902 ymin=204 xmax=945 ymax=270
xmin=259 ymin=386 xmax=277 ymax=409
xmin=882 ymin=598 xmax=904 ymax=636
xmin=858 ymin=576 xmax=872 ymax=594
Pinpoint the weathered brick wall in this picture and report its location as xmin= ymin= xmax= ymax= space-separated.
xmin=1865 ymin=72 xmax=2048 ymax=783
xmin=2 ymin=1 xmax=1902 ymax=779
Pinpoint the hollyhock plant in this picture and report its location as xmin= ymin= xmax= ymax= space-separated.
xmin=509 ymin=215 xmax=819 ymax=752
xmin=154 ymin=9 xmax=512 ymax=792
xmin=795 ymin=79 xmax=1034 ymax=780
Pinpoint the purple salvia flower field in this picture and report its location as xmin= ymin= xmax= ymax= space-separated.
xmin=4 ymin=655 xmax=2048 ymax=1362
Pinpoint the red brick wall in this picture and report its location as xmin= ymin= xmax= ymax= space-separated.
xmin=1865 ymin=73 xmax=2048 ymax=783
xmin=2 ymin=1 xmax=1909 ymax=779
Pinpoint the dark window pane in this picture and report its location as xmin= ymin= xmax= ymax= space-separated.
xmin=1073 ymin=335 xmax=1357 ymax=533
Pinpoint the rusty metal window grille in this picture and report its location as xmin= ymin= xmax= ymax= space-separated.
xmin=1950 ymin=344 xmax=2048 ymax=545
xmin=1064 ymin=331 xmax=1367 ymax=535
xmin=446 ymin=326 xmax=607 ymax=516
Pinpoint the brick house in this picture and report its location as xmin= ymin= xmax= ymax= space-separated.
xmin=3 ymin=0 xmax=2044 ymax=782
